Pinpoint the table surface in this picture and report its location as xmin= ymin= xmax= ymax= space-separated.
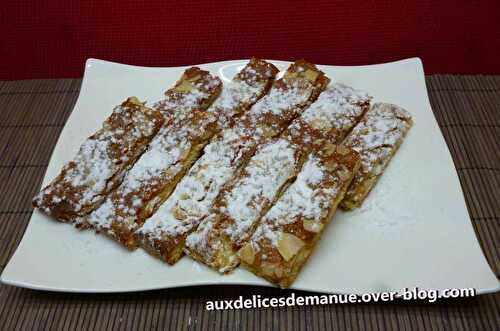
xmin=0 ymin=76 xmax=498 ymax=330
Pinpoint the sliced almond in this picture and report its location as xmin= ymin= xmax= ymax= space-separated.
xmin=304 ymin=69 xmax=319 ymax=82
xmin=260 ymin=263 xmax=285 ymax=278
xmin=313 ymin=138 xmax=325 ymax=146
xmin=261 ymin=125 xmax=277 ymax=138
xmin=238 ymin=243 xmax=255 ymax=265
xmin=277 ymin=232 xmax=304 ymax=261
xmin=337 ymin=165 xmax=352 ymax=181
xmin=309 ymin=118 xmax=326 ymax=130
xmin=179 ymin=193 xmax=190 ymax=200
xmin=187 ymin=74 xmax=201 ymax=82
xmin=323 ymin=143 xmax=337 ymax=156
xmin=373 ymin=163 xmax=384 ymax=175
xmin=303 ymin=219 xmax=322 ymax=233
xmin=172 ymin=206 xmax=186 ymax=220
xmin=179 ymin=147 xmax=191 ymax=161
xmin=261 ymin=262 xmax=277 ymax=277
xmin=175 ymin=80 xmax=194 ymax=92
xmin=284 ymin=71 xmax=298 ymax=80
xmin=336 ymin=144 xmax=351 ymax=155
xmin=126 ymin=96 xmax=142 ymax=105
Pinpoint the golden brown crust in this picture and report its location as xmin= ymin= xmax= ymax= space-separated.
xmin=82 ymin=68 xmax=223 ymax=249
xmin=285 ymin=83 xmax=372 ymax=151
xmin=135 ymin=59 xmax=280 ymax=263
xmin=238 ymin=148 xmax=360 ymax=288
xmin=183 ymin=79 xmax=374 ymax=274
xmin=235 ymin=58 xmax=279 ymax=87
xmin=184 ymin=60 xmax=330 ymax=272
xmin=236 ymin=60 xmax=329 ymax=143
xmin=33 ymin=97 xmax=165 ymax=221
xmin=157 ymin=67 xmax=223 ymax=120
xmin=340 ymin=102 xmax=413 ymax=209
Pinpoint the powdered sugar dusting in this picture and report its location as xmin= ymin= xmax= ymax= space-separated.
xmin=34 ymin=99 xmax=163 ymax=218
xmin=85 ymin=74 xmax=222 ymax=231
xmin=300 ymin=83 xmax=371 ymax=133
xmin=67 ymin=139 xmax=114 ymax=204
xmin=342 ymin=102 xmax=412 ymax=207
xmin=88 ymin=113 xmax=211 ymax=231
xmin=245 ymin=151 xmax=355 ymax=273
xmin=181 ymin=62 xmax=328 ymax=267
xmin=154 ymin=89 xmax=207 ymax=122
xmin=223 ymin=138 xmax=297 ymax=242
xmin=138 ymin=65 xmax=273 ymax=240
xmin=261 ymin=155 xmax=332 ymax=224
xmin=184 ymin=138 xmax=299 ymax=266
xmin=184 ymin=214 xmax=217 ymax=256
xmin=250 ymin=222 xmax=281 ymax=248
xmin=208 ymin=81 xmax=261 ymax=126
xmin=242 ymin=81 xmax=314 ymax=127
xmin=345 ymin=102 xmax=412 ymax=174
xmin=85 ymin=198 xmax=116 ymax=229
xmin=248 ymin=81 xmax=312 ymax=118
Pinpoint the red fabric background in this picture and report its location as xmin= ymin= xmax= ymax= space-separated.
xmin=2 ymin=1 xmax=499 ymax=79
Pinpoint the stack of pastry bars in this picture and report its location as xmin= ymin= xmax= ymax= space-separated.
xmin=184 ymin=83 xmax=372 ymax=273
xmin=136 ymin=59 xmax=329 ymax=264
xmin=33 ymin=58 xmax=412 ymax=288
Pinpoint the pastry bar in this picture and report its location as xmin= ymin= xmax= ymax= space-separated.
xmin=340 ymin=102 xmax=413 ymax=209
xmin=286 ymin=82 xmax=372 ymax=151
xmin=32 ymin=97 xmax=165 ymax=221
xmin=184 ymin=82 xmax=369 ymax=273
xmin=212 ymin=58 xmax=279 ymax=127
xmin=186 ymin=138 xmax=305 ymax=272
xmin=131 ymin=59 xmax=278 ymax=255
xmin=238 ymin=148 xmax=360 ymax=288
xmin=81 ymin=68 xmax=223 ymax=248
xmin=135 ymin=59 xmax=280 ymax=261
xmin=137 ymin=60 xmax=328 ymax=264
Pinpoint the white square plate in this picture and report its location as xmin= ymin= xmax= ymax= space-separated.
xmin=2 ymin=58 xmax=498 ymax=294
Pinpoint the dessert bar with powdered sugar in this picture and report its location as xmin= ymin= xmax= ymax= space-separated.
xmin=340 ymin=102 xmax=413 ymax=210
xmin=185 ymin=82 xmax=372 ymax=273
xmin=238 ymin=148 xmax=360 ymax=288
xmin=33 ymin=97 xmax=165 ymax=222
xmin=31 ymin=59 xmax=413 ymax=289
xmin=137 ymin=59 xmax=328 ymax=264
xmin=81 ymin=67 xmax=223 ymax=248
xmin=135 ymin=58 xmax=279 ymax=260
